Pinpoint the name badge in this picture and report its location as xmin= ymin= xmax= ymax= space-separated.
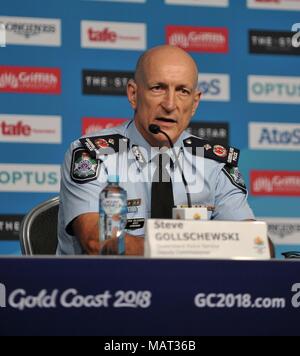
xmin=145 ymin=220 xmax=270 ymax=260
xmin=126 ymin=218 xmax=145 ymax=230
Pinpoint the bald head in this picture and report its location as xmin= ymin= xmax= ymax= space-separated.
xmin=135 ymin=45 xmax=199 ymax=89
xmin=127 ymin=44 xmax=201 ymax=147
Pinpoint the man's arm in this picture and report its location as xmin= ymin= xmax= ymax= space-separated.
xmin=72 ymin=213 xmax=144 ymax=256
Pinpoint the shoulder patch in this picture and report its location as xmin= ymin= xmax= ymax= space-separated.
xmin=183 ymin=136 xmax=240 ymax=167
xmin=79 ymin=134 xmax=129 ymax=159
xmin=70 ymin=148 xmax=100 ymax=184
xmin=222 ymin=165 xmax=247 ymax=194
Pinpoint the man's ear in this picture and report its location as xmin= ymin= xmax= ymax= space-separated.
xmin=127 ymin=79 xmax=138 ymax=110
xmin=192 ymin=90 xmax=201 ymax=116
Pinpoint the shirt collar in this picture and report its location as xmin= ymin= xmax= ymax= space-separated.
xmin=126 ymin=119 xmax=190 ymax=162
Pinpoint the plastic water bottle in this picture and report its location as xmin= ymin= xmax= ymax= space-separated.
xmin=99 ymin=176 xmax=127 ymax=255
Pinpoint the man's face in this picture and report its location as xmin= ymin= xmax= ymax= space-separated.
xmin=127 ymin=51 xmax=201 ymax=147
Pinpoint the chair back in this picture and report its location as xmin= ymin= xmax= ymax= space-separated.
xmin=19 ymin=197 xmax=59 ymax=255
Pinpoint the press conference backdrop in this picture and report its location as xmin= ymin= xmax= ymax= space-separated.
xmin=0 ymin=0 xmax=300 ymax=257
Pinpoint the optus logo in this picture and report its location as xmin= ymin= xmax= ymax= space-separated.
xmin=0 ymin=164 xmax=60 ymax=192
xmin=248 ymin=75 xmax=300 ymax=104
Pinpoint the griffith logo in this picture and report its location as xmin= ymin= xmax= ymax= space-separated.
xmin=0 ymin=283 xmax=6 ymax=308
xmin=166 ymin=26 xmax=228 ymax=53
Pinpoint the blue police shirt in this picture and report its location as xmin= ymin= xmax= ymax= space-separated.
xmin=57 ymin=120 xmax=254 ymax=255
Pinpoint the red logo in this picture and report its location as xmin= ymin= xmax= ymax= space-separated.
xmin=82 ymin=118 xmax=128 ymax=136
xmin=0 ymin=66 xmax=61 ymax=94
xmin=95 ymin=138 xmax=109 ymax=149
xmin=166 ymin=26 xmax=229 ymax=53
xmin=88 ymin=27 xmax=117 ymax=43
xmin=251 ymin=171 xmax=300 ymax=196
xmin=0 ymin=121 xmax=31 ymax=136
xmin=213 ymin=145 xmax=227 ymax=157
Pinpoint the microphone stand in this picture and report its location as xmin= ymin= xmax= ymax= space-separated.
xmin=149 ymin=124 xmax=192 ymax=208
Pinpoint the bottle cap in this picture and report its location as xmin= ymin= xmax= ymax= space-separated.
xmin=108 ymin=175 xmax=120 ymax=184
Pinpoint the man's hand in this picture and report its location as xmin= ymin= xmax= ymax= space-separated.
xmin=101 ymin=234 xmax=144 ymax=256
xmin=72 ymin=213 xmax=144 ymax=256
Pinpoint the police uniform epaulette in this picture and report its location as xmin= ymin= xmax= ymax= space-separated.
xmin=183 ymin=136 xmax=240 ymax=167
xmin=79 ymin=134 xmax=130 ymax=159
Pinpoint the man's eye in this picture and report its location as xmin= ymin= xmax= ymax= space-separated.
xmin=180 ymin=88 xmax=190 ymax=95
xmin=151 ymin=86 xmax=162 ymax=91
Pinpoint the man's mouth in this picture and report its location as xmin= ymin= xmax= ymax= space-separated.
xmin=155 ymin=117 xmax=177 ymax=124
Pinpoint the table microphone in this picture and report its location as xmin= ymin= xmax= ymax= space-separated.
xmin=149 ymin=124 xmax=192 ymax=208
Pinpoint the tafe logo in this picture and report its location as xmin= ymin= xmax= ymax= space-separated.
xmin=0 ymin=283 xmax=6 ymax=307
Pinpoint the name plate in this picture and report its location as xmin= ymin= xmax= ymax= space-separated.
xmin=145 ymin=220 xmax=270 ymax=260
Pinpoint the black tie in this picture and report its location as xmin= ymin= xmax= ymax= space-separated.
xmin=151 ymin=153 xmax=174 ymax=219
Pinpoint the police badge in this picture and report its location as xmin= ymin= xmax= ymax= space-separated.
xmin=71 ymin=148 xmax=100 ymax=184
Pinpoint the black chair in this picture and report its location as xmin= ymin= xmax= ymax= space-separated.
xmin=19 ymin=197 xmax=59 ymax=255
xmin=282 ymin=251 xmax=300 ymax=259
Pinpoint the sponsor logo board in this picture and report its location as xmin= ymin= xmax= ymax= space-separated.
xmin=81 ymin=20 xmax=146 ymax=50
xmin=82 ymin=70 xmax=134 ymax=96
xmin=0 ymin=216 xmax=24 ymax=241
xmin=198 ymin=73 xmax=230 ymax=101
xmin=0 ymin=115 xmax=61 ymax=144
xmin=0 ymin=66 xmax=61 ymax=94
xmin=259 ymin=218 xmax=300 ymax=245
xmin=0 ymin=16 xmax=61 ymax=46
xmin=251 ymin=171 xmax=300 ymax=196
xmin=166 ymin=26 xmax=229 ymax=53
xmin=249 ymin=30 xmax=300 ymax=55
xmin=0 ymin=164 xmax=60 ymax=192
xmin=82 ymin=118 xmax=128 ymax=135
xmin=247 ymin=0 xmax=300 ymax=11
xmin=248 ymin=75 xmax=300 ymax=104
xmin=165 ymin=0 xmax=229 ymax=7
xmin=249 ymin=122 xmax=300 ymax=151
xmin=187 ymin=122 xmax=229 ymax=146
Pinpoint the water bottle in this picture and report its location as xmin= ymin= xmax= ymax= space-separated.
xmin=99 ymin=176 xmax=127 ymax=255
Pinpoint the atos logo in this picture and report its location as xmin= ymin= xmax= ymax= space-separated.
xmin=0 ymin=283 xmax=6 ymax=308
xmin=292 ymin=23 xmax=300 ymax=48
xmin=249 ymin=122 xmax=300 ymax=151
xmin=199 ymin=79 xmax=221 ymax=96
xmin=198 ymin=73 xmax=230 ymax=102
xmin=259 ymin=128 xmax=300 ymax=145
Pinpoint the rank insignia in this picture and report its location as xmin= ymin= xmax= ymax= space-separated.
xmin=184 ymin=136 xmax=240 ymax=167
xmin=79 ymin=134 xmax=129 ymax=159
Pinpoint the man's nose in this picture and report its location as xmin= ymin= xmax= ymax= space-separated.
xmin=161 ymin=90 xmax=176 ymax=112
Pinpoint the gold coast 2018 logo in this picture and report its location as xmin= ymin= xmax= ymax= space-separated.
xmin=0 ymin=283 xmax=6 ymax=308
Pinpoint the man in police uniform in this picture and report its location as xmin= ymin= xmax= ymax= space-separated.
xmin=57 ymin=45 xmax=254 ymax=256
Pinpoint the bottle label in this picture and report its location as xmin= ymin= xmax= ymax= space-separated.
xmin=101 ymin=197 xmax=125 ymax=215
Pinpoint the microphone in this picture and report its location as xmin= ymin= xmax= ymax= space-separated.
xmin=149 ymin=124 xmax=192 ymax=208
